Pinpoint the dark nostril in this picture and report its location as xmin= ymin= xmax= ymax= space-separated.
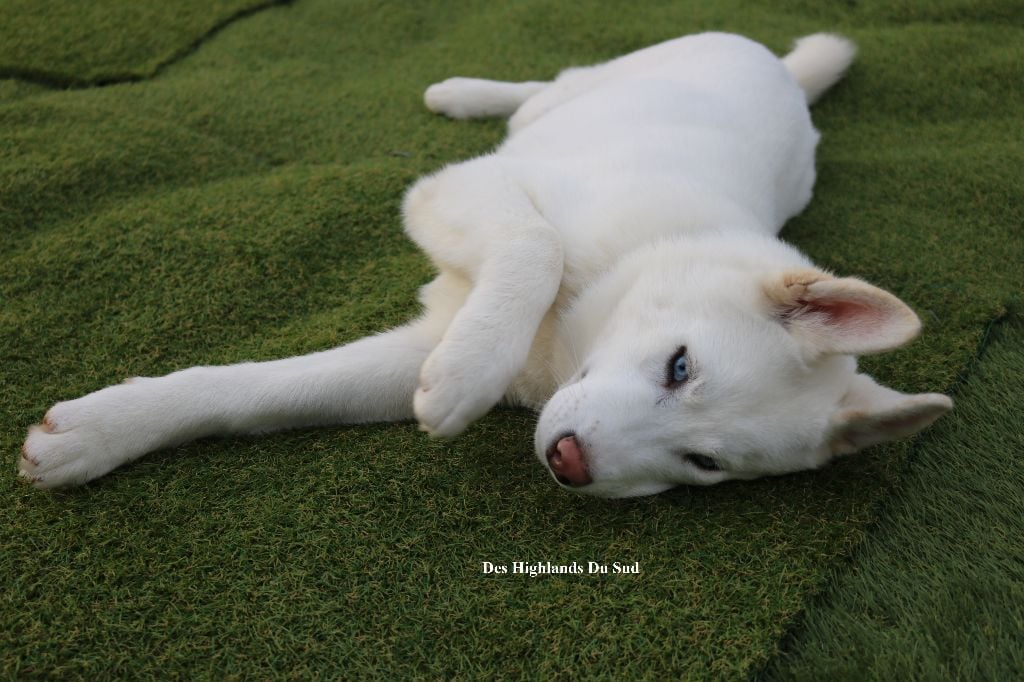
xmin=545 ymin=433 xmax=593 ymax=487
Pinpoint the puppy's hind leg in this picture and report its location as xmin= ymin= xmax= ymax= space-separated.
xmin=20 ymin=318 xmax=447 ymax=488
xmin=424 ymin=78 xmax=547 ymax=119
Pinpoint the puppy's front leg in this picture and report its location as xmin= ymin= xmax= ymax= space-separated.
xmin=404 ymin=160 xmax=563 ymax=437
xmin=20 ymin=321 xmax=441 ymax=488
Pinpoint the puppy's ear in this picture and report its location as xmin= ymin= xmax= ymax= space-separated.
xmin=763 ymin=269 xmax=921 ymax=357
xmin=829 ymin=373 xmax=953 ymax=455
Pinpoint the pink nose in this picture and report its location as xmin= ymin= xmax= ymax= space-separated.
xmin=546 ymin=434 xmax=592 ymax=487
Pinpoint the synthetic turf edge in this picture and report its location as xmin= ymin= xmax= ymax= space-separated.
xmin=1 ymin=0 xmax=1022 ymax=678
xmin=0 ymin=0 xmax=291 ymax=87
xmin=762 ymin=309 xmax=1024 ymax=679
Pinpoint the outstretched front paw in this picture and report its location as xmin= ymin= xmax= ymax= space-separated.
xmin=19 ymin=383 xmax=149 ymax=489
xmin=413 ymin=342 xmax=511 ymax=438
xmin=21 ymin=407 xmax=108 ymax=489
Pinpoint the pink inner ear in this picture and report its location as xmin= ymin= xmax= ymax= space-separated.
xmin=801 ymin=297 xmax=886 ymax=333
xmin=772 ymin=275 xmax=920 ymax=356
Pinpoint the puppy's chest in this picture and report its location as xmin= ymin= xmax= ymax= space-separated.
xmin=504 ymin=304 xmax=574 ymax=409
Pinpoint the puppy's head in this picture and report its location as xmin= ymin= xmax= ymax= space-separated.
xmin=535 ymin=236 xmax=951 ymax=498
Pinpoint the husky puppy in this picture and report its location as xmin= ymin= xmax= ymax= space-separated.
xmin=21 ymin=32 xmax=952 ymax=497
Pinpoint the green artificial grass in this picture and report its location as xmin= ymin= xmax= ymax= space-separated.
xmin=763 ymin=310 xmax=1024 ymax=680
xmin=0 ymin=0 xmax=289 ymax=86
xmin=1 ymin=0 xmax=1022 ymax=678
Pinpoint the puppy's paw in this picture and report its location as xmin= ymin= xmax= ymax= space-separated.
xmin=424 ymin=78 xmax=488 ymax=119
xmin=19 ymin=386 xmax=146 ymax=489
xmin=413 ymin=343 xmax=510 ymax=438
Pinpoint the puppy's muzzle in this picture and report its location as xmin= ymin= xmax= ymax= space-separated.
xmin=545 ymin=433 xmax=592 ymax=487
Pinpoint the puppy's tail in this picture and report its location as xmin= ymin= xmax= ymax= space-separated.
xmin=782 ymin=33 xmax=857 ymax=105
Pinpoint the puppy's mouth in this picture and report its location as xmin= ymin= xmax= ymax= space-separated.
xmin=544 ymin=432 xmax=593 ymax=488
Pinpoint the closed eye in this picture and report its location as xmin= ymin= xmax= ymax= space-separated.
xmin=684 ymin=453 xmax=720 ymax=472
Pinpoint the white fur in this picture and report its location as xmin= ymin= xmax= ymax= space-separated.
xmin=20 ymin=32 xmax=951 ymax=497
xmin=781 ymin=33 xmax=857 ymax=104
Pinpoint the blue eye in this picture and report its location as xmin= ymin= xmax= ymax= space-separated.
xmin=673 ymin=356 xmax=688 ymax=381
xmin=666 ymin=347 xmax=689 ymax=387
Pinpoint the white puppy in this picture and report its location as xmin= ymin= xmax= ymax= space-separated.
xmin=21 ymin=32 xmax=953 ymax=497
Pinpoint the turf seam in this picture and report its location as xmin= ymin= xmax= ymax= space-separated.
xmin=754 ymin=301 xmax=1017 ymax=681
xmin=0 ymin=0 xmax=294 ymax=89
